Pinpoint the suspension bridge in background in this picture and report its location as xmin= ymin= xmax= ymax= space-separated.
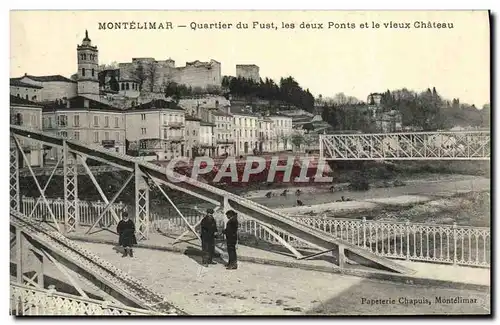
xmin=10 ymin=126 xmax=491 ymax=315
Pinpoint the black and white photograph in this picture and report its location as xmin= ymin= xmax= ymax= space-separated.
xmin=8 ymin=9 xmax=491 ymax=316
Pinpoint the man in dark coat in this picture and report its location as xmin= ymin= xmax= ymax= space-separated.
xmin=200 ymin=208 xmax=218 ymax=266
xmin=117 ymin=211 xmax=137 ymax=257
xmin=223 ymin=210 xmax=239 ymax=270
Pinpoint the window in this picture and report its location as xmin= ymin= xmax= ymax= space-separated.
xmin=193 ymin=130 xmax=196 ymax=136
xmin=74 ymin=131 xmax=80 ymax=140
xmin=126 ymin=83 xmax=130 ymax=90
xmin=25 ymin=95 xmax=28 ymax=100
xmin=32 ymin=95 xmax=37 ymax=101
xmin=141 ymin=128 xmax=146 ymax=135
xmin=91 ymin=69 xmax=95 ymax=77
xmin=59 ymin=131 xmax=68 ymax=138
xmin=93 ymin=115 xmax=99 ymax=126
xmin=57 ymin=115 xmax=67 ymax=127
xmin=105 ymin=116 xmax=109 ymax=127
xmin=48 ymin=117 xmax=52 ymax=128
xmin=141 ymin=114 xmax=146 ymax=121
xmin=93 ymin=131 xmax=99 ymax=143
xmin=114 ymin=117 xmax=119 ymax=128
xmin=115 ymin=132 xmax=120 ymax=141
xmin=73 ymin=115 xmax=80 ymax=127
xmin=239 ymin=130 xmax=242 ymax=137
xmin=104 ymin=131 xmax=110 ymax=140
xmin=121 ymin=83 xmax=125 ymax=91
xmin=82 ymin=68 xmax=86 ymax=77
xmin=163 ymin=129 xmax=168 ymax=138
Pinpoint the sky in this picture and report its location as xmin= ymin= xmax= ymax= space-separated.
xmin=10 ymin=10 xmax=490 ymax=106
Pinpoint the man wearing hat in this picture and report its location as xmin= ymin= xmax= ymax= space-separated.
xmin=223 ymin=210 xmax=239 ymax=270
xmin=200 ymin=208 xmax=218 ymax=266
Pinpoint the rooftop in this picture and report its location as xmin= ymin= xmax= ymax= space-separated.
xmin=10 ymin=95 xmax=43 ymax=108
xmin=129 ymin=99 xmax=184 ymax=112
xmin=185 ymin=116 xmax=202 ymax=122
xmin=212 ymin=110 xmax=233 ymax=117
xmin=10 ymin=79 xmax=44 ymax=89
xmin=14 ymin=74 xmax=77 ymax=83
xmin=42 ymin=96 xmax=121 ymax=112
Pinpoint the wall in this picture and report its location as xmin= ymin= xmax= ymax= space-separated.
xmin=42 ymin=110 xmax=126 ymax=155
xmin=214 ymin=114 xmax=235 ymax=156
xmin=178 ymin=95 xmax=230 ymax=116
xmin=233 ymin=114 xmax=259 ymax=155
xmin=118 ymin=59 xmax=222 ymax=93
xmin=269 ymin=116 xmax=293 ymax=151
xmin=124 ymin=111 xmax=161 ymax=142
xmin=236 ymin=65 xmax=260 ymax=82
xmin=185 ymin=119 xmax=201 ymax=158
xmin=19 ymin=77 xmax=78 ymax=102
xmin=10 ymin=86 xmax=41 ymax=102
xmin=11 ymin=104 xmax=43 ymax=166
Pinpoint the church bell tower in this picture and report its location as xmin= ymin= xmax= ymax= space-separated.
xmin=76 ymin=30 xmax=100 ymax=101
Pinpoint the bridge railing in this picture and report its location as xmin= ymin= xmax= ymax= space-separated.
xmin=21 ymin=196 xmax=126 ymax=227
xmin=10 ymin=283 xmax=160 ymax=316
xmin=20 ymin=197 xmax=490 ymax=268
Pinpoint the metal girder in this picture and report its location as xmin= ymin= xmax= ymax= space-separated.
xmin=86 ymin=172 xmax=134 ymax=235
xmin=10 ymin=141 xmax=20 ymax=212
xmin=135 ymin=164 xmax=150 ymax=240
xmin=320 ymin=131 xmax=490 ymax=160
xmin=63 ymin=141 xmax=79 ymax=233
xmin=14 ymin=136 xmax=61 ymax=232
xmin=28 ymin=156 xmax=63 ymax=220
xmin=10 ymin=211 xmax=184 ymax=315
xmin=12 ymin=228 xmax=44 ymax=288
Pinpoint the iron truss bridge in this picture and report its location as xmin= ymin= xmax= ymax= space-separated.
xmin=10 ymin=124 xmax=414 ymax=278
xmin=319 ymin=131 xmax=490 ymax=161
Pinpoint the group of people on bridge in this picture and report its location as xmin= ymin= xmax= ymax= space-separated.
xmin=116 ymin=208 xmax=240 ymax=270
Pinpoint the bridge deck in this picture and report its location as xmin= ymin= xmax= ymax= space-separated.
xmin=67 ymin=228 xmax=491 ymax=288
xmin=74 ymin=241 xmax=490 ymax=315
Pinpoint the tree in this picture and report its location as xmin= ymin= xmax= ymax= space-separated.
xmin=99 ymin=61 xmax=118 ymax=70
xmin=290 ymin=133 xmax=305 ymax=151
xmin=279 ymin=133 xmax=290 ymax=151
xmin=333 ymin=92 xmax=348 ymax=105
xmin=302 ymin=123 xmax=315 ymax=133
xmin=146 ymin=62 xmax=158 ymax=92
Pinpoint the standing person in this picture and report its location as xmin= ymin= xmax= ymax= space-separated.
xmin=200 ymin=208 xmax=218 ymax=266
xmin=223 ymin=210 xmax=239 ymax=270
xmin=117 ymin=211 xmax=137 ymax=258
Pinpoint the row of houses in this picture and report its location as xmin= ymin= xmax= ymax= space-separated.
xmin=10 ymin=94 xmax=294 ymax=167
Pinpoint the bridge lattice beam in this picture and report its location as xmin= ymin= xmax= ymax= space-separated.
xmin=320 ymin=131 xmax=490 ymax=160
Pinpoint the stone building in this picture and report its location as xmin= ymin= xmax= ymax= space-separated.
xmin=117 ymin=58 xmax=222 ymax=93
xmin=10 ymin=95 xmax=44 ymax=167
xmin=124 ymin=99 xmax=186 ymax=160
xmin=42 ymin=96 xmax=126 ymax=159
xmin=236 ymin=64 xmax=260 ymax=82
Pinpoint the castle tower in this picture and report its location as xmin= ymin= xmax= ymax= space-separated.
xmin=76 ymin=30 xmax=99 ymax=101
